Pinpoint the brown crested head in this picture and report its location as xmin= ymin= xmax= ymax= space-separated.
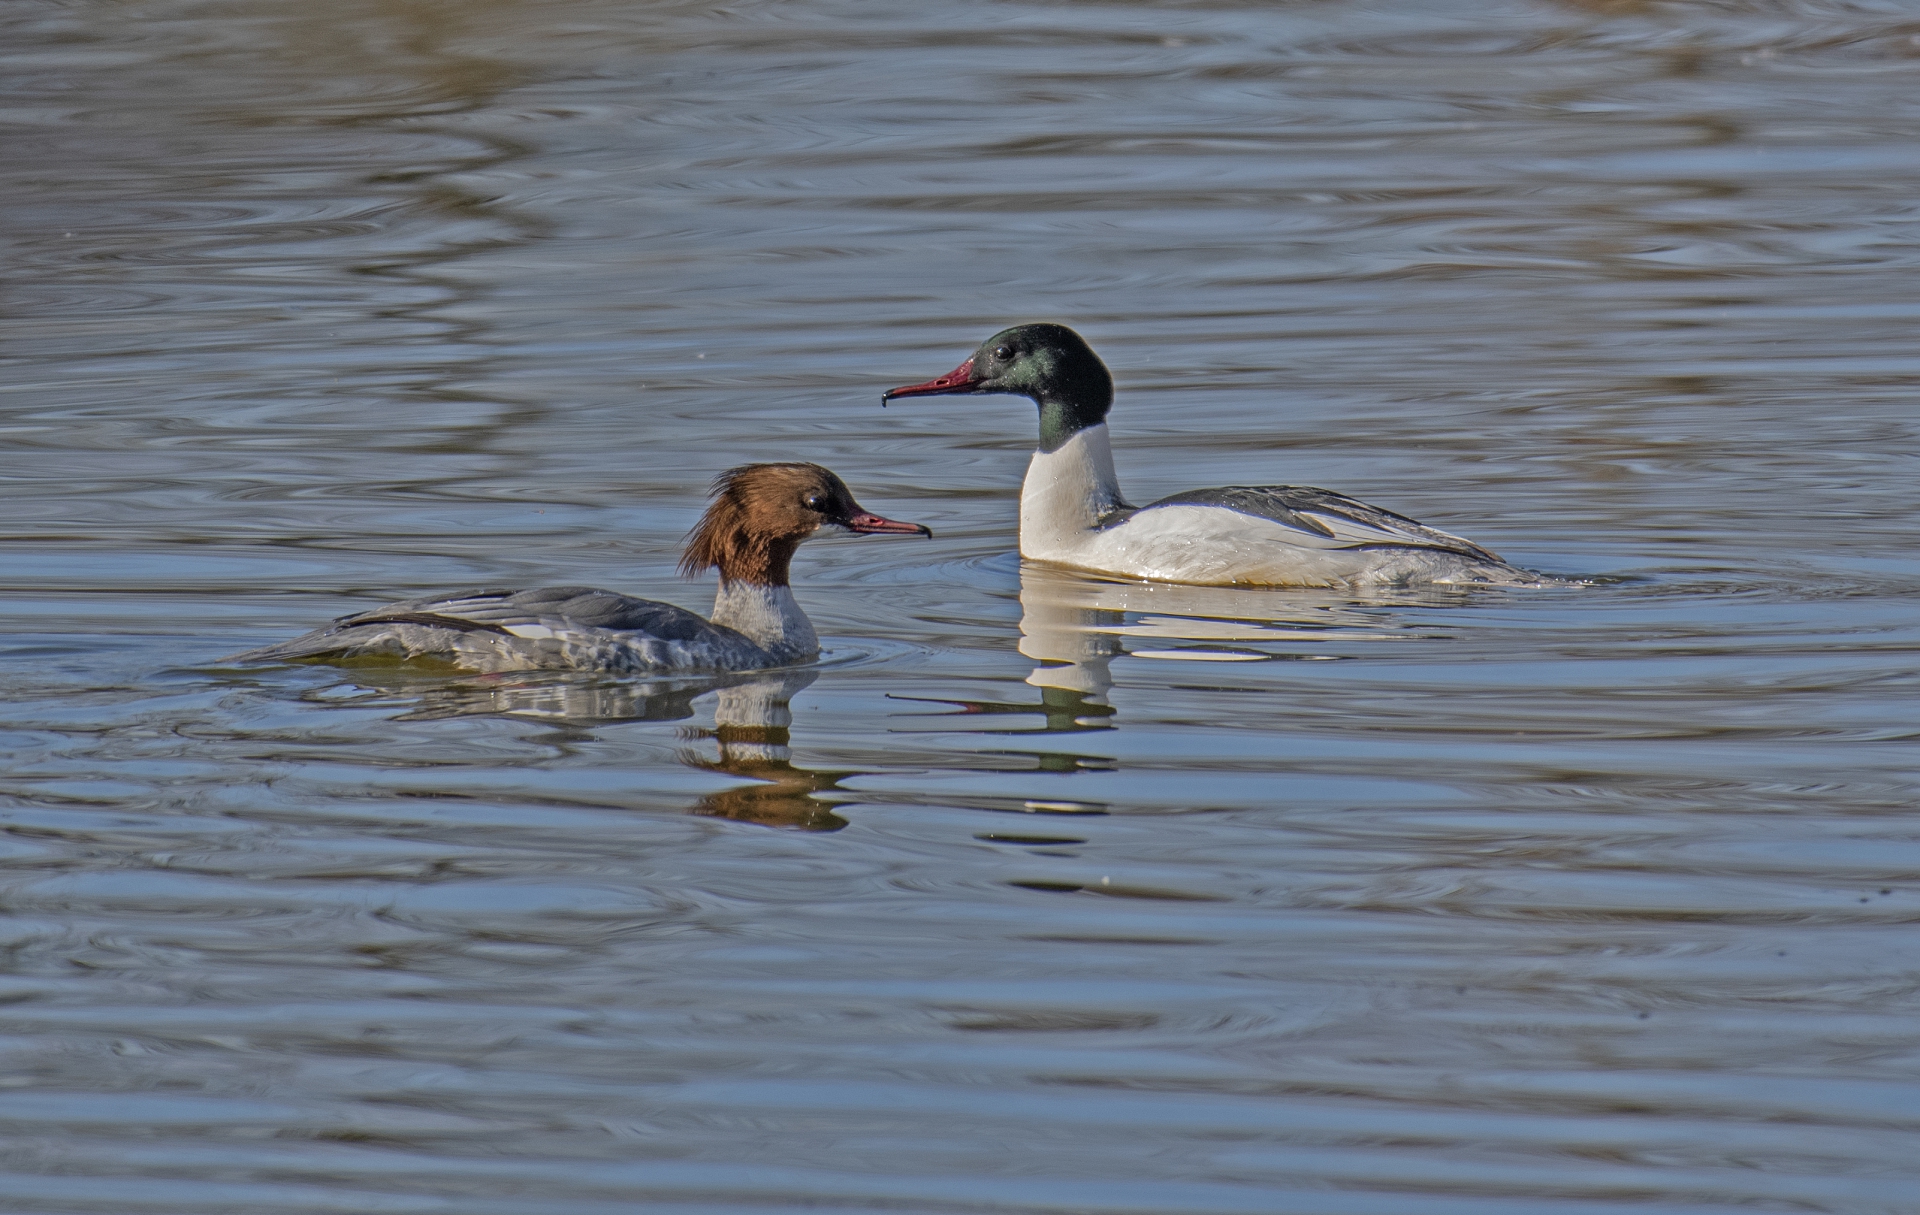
xmin=679 ymin=462 xmax=931 ymax=586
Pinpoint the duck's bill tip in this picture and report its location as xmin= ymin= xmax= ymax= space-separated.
xmin=844 ymin=511 xmax=932 ymax=537
xmin=882 ymin=357 xmax=978 ymax=402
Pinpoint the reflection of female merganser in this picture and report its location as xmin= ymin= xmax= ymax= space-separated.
xmin=293 ymin=666 xmax=857 ymax=831
xmin=685 ymin=671 xmax=855 ymax=831
xmin=886 ymin=324 xmax=1539 ymax=588
xmin=226 ymin=463 xmax=929 ymax=673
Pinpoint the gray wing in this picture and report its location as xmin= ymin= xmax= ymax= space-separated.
xmin=342 ymin=586 xmax=721 ymax=640
xmin=1135 ymin=486 xmax=1504 ymax=562
xmin=224 ymin=586 xmax=748 ymax=668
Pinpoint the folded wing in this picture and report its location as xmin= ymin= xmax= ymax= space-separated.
xmin=224 ymin=586 xmax=742 ymax=668
xmin=342 ymin=586 xmax=718 ymax=638
xmin=1135 ymin=486 xmax=1504 ymax=562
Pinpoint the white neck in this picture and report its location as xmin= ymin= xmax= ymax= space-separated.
xmin=1019 ymin=423 xmax=1125 ymax=560
xmin=709 ymin=581 xmax=818 ymax=663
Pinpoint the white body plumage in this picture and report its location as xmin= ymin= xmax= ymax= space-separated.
xmin=1019 ymin=425 xmax=1537 ymax=588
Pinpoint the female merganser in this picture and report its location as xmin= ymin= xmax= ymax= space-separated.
xmin=884 ymin=324 xmax=1537 ymax=587
xmin=225 ymin=463 xmax=929 ymax=672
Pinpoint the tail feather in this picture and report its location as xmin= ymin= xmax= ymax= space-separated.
xmin=221 ymin=624 xmax=409 ymax=664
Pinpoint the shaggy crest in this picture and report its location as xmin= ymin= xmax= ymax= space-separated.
xmin=679 ymin=462 xmax=850 ymax=586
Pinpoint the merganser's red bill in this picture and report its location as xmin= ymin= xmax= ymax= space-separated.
xmin=845 ymin=510 xmax=932 ymax=537
xmin=882 ymin=357 xmax=978 ymax=402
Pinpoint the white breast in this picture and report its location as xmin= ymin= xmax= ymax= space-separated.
xmin=1018 ymin=424 xmax=1126 ymax=564
xmin=708 ymin=582 xmax=818 ymax=663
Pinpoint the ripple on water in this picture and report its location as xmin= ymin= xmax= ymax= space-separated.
xmin=7 ymin=0 xmax=1920 ymax=1211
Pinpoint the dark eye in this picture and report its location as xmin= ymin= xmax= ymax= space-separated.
xmin=803 ymin=493 xmax=829 ymax=512
xmin=993 ymin=345 xmax=1013 ymax=360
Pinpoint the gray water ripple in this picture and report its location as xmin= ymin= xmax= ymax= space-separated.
xmin=8 ymin=0 xmax=1920 ymax=1211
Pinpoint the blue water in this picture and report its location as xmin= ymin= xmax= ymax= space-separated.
xmin=5 ymin=0 xmax=1920 ymax=1210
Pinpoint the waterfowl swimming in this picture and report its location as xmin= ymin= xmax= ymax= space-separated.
xmin=884 ymin=324 xmax=1537 ymax=587
xmin=225 ymin=463 xmax=929 ymax=672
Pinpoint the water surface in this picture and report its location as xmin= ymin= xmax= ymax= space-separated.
xmin=6 ymin=0 xmax=1920 ymax=1211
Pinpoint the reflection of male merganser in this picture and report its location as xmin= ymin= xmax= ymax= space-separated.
xmin=886 ymin=324 xmax=1539 ymax=587
xmin=226 ymin=464 xmax=929 ymax=673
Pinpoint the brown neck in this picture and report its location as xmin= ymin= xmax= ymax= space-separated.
xmin=720 ymin=534 xmax=799 ymax=587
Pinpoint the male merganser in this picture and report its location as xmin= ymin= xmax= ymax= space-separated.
xmin=884 ymin=324 xmax=1538 ymax=587
xmin=225 ymin=463 xmax=930 ymax=672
